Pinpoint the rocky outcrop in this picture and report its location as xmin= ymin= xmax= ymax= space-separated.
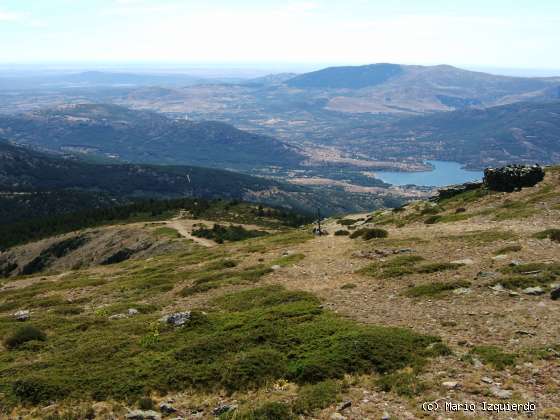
xmin=159 ymin=311 xmax=191 ymax=327
xmin=433 ymin=181 xmax=482 ymax=200
xmin=483 ymin=165 xmax=544 ymax=192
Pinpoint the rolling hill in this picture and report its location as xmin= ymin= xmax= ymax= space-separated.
xmin=0 ymin=103 xmax=305 ymax=170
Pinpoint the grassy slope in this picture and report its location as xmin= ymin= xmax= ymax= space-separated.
xmin=1 ymin=166 xmax=559 ymax=418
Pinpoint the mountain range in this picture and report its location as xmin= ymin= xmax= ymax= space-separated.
xmin=284 ymin=63 xmax=560 ymax=114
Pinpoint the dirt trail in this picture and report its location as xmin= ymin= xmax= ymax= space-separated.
xmin=165 ymin=219 xmax=216 ymax=247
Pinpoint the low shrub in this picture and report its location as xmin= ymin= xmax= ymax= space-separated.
xmin=377 ymin=370 xmax=426 ymax=396
xmin=334 ymin=230 xmax=350 ymax=236
xmin=292 ymin=380 xmax=341 ymax=414
xmin=340 ymin=283 xmax=357 ymax=290
xmin=192 ymin=224 xmax=267 ymax=243
xmin=471 ymin=346 xmax=516 ymax=370
xmin=12 ymin=377 xmax=66 ymax=404
xmin=424 ymin=215 xmax=440 ymax=224
xmin=494 ymin=244 xmax=522 ymax=255
xmin=350 ymin=228 xmax=388 ymax=240
xmin=252 ymin=402 xmax=295 ymax=420
xmin=3 ymin=286 xmax=444 ymax=406
xmin=222 ymin=348 xmax=288 ymax=391
xmin=4 ymin=325 xmax=47 ymax=349
xmin=138 ymin=397 xmax=155 ymax=410
xmin=534 ymin=228 xmax=560 ymax=242
xmin=337 ymin=219 xmax=356 ymax=226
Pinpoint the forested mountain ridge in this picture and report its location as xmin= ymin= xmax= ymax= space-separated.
xmin=343 ymin=101 xmax=560 ymax=169
xmin=0 ymin=103 xmax=305 ymax=170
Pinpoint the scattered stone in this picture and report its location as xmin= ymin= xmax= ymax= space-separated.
xmin=478 ymin=271 xmax=497 ymax=278
xmin=442 ymin=381 xmax=459 ymax=389
xmin=490 ymin=387 xmax=512 ymax=399
xmin=336 ymin=400 xmax=352 ymax=411
xmin=125 ymin=410 xmax=161 ymax=420
xmin=491 ymin=255 xmax=507 ymax=261
xmin=381 ymin=411 xmax=391 ymax=420
xmin=14 ymin=310 xmax=30 ymax=321
xmin=212 ymin=404 xmax=236 ymax=416
xmin=453 ymin=288 xmax=471 ymax=295
xmin=397 ymin=248 xmax=413 ymax=254
xmin=509 ymin=291 xmax=520 ymax=297
xmin=128 ymin=308 xmax=139 ymax=316
xmin=331 ymin=413 xmax=346 ymax=420
xmin=523 ymin=287 xmax=545 ymax=296
xmin=271 ymin=265 xmax=282 ymax=270
xmin=490 ymin=284 xmax=505 ymax=292
xmin=159 ymin=403 xmax=176 ymax=414
xmin=509 ymin=260 xmax=523 ymax=267
xmin=481 ymin=377 xmax=493 ymax=384
xmin=473 ymin=358 xmax=483 ymax=368
xmin=515 ymin=330 xmax=536 ymax=336
xmin=483 ymin=164 xmax=544 ymax=192
xmin=451 ymin=258 xmax=474 ymax=265
xmin=159 ymin=311 xmax=191 ymax=327
xmin=551 ymin=287 xmax=560 ymax=300
xmin=108 ymin=313 xmax=128 ymax=320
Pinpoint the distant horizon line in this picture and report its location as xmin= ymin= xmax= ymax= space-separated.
xmin=1 ymin=62 xmax=559 ymax=78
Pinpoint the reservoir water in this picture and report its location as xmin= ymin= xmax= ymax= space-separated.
xmin=375 ymin=160 xmax=483 ymax=187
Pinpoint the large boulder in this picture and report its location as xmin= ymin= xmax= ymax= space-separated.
xmin=483 ymin=165 xmax=544 ymax=192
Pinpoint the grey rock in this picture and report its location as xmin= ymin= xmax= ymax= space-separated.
xmin=159 ymin=311 xmax=191 ymax=327
xmin=510 ymin=260 xmax=523 ymax=267
xmin=490 ymin=387 xmax=512 ymax=399
xmin=481 ymin=376 xmax=493 ymax=384
xmin=336 ymin=400 xmax=352 ymax=411
xmin=491 ymin=255 xmax=508 ymax=261
xmin=523 ymin=287 xmax=545 ymax=295
xmin=442 ymin=381 xmax=459 ymax=389
xmin=451 ymin=258 xmax=474 ymax=265
xmin=330 ymin=413 xmax=346 ymax=420
xmin=212 ymin=404 xmax=236 ymax=416
xmin=159 ymin=403 xmax=176 ymax=414
xmin=125 ymin=410 xmax=161 ymax=420
xmin=128 ymin=308 xmax=139 ymax=315
xmin=453 ymin=287 xmax=471 ymax=295
xmin=271 ymin=265 xmax=282 ymax=270
xmin=551 ymin=286 xmax=560 ymax=300
xmin=478 ymin=271 xmax=497 ymax=278
xmin=109 ymin=313 xmax=128 ymax=320
xmin=490 ymin=284 xmax=506 ymax=292
xmin=14 ymin=310 xmax=30 ymax=321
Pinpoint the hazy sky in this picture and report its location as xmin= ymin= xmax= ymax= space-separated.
xmin=1 ymin=0 xmax=560 ymax=69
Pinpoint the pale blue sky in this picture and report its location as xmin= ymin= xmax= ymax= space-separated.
xmin=1 ymin=0 xmax=559 ymax=68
